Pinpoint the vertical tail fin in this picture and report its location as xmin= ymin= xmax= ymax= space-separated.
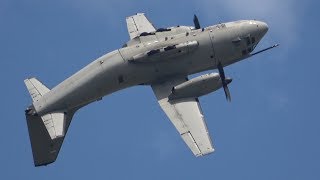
xmin=25 ymin=110 xmax=77 ymax=166
xmin=24 ymin=77 xmax=67 ymax=139
xmin=24 ymin=77 xmax=78 ymax=166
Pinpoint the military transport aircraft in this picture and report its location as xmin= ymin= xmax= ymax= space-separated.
xmin=24 ymin=13 xmax=278 ymax=166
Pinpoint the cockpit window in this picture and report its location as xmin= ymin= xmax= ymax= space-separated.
xmin=251 ymin=37 xmax=256 ymax=44
xmin=246 ymin=37 xmax=251 ymax=46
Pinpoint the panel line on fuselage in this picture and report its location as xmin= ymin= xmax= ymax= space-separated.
xmin=208 ymin=30 xmax=217 ymax=68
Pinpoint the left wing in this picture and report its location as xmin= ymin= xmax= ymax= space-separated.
xmin=151 ymin=77 xmax=214 ymax=156
xmin=126 ymin=13 xmax=156 ymax=39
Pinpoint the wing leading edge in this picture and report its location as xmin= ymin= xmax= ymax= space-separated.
xmin=151 ymin=77 xmax=214 ymax=156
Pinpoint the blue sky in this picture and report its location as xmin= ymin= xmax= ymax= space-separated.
xmin=1 ymin=0 xmax=319 ymax=179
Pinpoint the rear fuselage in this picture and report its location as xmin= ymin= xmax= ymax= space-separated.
xmin=32 ymin=20 xmax=268 ymax=115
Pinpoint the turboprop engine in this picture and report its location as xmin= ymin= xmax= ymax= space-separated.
xmin=169 ymin=73 xmax=232 ymax=100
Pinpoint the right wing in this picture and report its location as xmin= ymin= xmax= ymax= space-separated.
xmin=126 ymin=13 xmax=156 ymax=39
xmin=151 ymin=77 xmax=214 ymax=156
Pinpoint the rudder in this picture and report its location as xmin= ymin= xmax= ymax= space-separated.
xmin=24 ymin=77 xmax=78 ymax=166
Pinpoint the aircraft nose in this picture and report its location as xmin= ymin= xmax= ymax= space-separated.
xmin=258 ymin=21 xmax=268 ymax=35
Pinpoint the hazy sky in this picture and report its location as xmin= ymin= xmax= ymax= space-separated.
xmin=1 ymin=0 xmax=319 ymax=179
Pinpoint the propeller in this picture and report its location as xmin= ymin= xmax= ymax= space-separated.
xmin=193 ymin=14 xmax=201 ymax=29
xmin=217 ymin=61 xmax=232 ymax=102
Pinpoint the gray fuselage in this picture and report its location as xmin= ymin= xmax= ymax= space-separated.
xmin=33 ymin=20 xmax=268 ymax=115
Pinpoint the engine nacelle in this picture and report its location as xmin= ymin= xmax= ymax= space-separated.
xmin=169 ymin=73 xmax=231 ymax=100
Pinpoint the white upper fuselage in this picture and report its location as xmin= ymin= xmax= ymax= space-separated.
xmin=32 ymin=20 xmax=268 ymax=115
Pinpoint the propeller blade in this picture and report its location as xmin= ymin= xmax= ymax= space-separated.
xmin=224 ymin=84 xmax=232 ymax=102
xmin=217 ymin=62 xmax=226 ymax=81
xmin=217 ymin=62 xmax=232 ymax=101
xmin=193 ymin=14 xmax=201 ymax=29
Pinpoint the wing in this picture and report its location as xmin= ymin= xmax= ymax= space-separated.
xmin=151 ymin=77 xmax=214 ymax=156
xmin=126 ymin=13 xmax=156 ymax=39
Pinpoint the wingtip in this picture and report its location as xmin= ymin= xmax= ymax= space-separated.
xmin=195 ymin=148 xmax=215 ymax=157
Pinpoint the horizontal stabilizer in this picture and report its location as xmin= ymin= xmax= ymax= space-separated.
xmin=126 ymin=13 xmax=156 ymax=39
xmin=24 ymin=78 xmax=50 ymax=102
xmin=41 ymin=112 xmax=66 ymax=139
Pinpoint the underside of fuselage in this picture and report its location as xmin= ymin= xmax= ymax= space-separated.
xmin=24 ymin=13 xmax=271 ymax=166
xmin=32 ymin=19 xmax=268 ymax=116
